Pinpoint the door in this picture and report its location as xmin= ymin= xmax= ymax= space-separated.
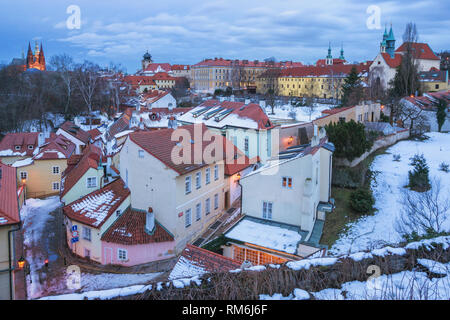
xmin=104 ymin=247 xmax=113 ymax=264
xmin=225 ymin=191 xmax=230 ymax=209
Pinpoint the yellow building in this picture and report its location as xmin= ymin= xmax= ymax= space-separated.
xmin=12 ymin=135 xmax=75 ymax=199
xmin=312 ymin=102 xmax=382 ymax=128
xmin=419 ymin=68 xmax=449 ymax=93
xmin=191 ymin=58 xmax=303 ymax=93
xmin=276 ymin=64 xmax=370 ymax=99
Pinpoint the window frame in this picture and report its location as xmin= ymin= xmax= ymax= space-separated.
xmin=118 ymin=248 xmax=128 ymax=261
xmin=82 ymin=226 xmax=91 ymax=242
xmin=86 ymin=177 xmax=97 ymax=189
xmin=185 ymin=176 xmax=192 ymax=194
xmin=196 ymin=203 xmax=202 ymax=221
xmin=52 ymin=181 xmax=60 ymax=191
xmin=214 ymin=193 xmax=219 ymax=210
xmin=195 ymin=172 xmax=201 ymax=190
xmin=52 ymin=166 xmax=60 ymax=175
xmin=185 ymin=208 xmax=192 ymax=228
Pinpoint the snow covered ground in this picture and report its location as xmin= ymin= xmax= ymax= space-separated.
xmin=265 ymin=103 xmax=334 ymax=122
xmin=330 ymin=132 xmax=450 ymax=255
xmin=20 ymin=196 xmax=63 ymax=299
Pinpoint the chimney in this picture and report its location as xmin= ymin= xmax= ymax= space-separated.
xmin=38 ymin=133 xmax=45 ymax=147
xmin=146 ymin=207 xmax=155 ymax=233
xmin=139 ymin=117 xmax=144 ymax=130
xmin=230 ymin=95 xmax=235 ymax=102
xmin=314 ymin=124 xmax=318 ymax=137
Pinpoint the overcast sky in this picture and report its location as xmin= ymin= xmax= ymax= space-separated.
xmin=0 ymin=0 xmax=448 ymax=73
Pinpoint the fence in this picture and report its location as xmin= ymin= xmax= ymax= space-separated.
xmin=334 ymin=128 xmax=410 ymax=167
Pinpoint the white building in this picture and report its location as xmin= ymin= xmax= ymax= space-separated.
xmin=177 ymin=100 xmax=277 ymax=163
xmin=222 ymin=128 xmax=335 ymax=265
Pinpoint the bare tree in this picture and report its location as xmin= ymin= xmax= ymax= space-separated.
xmin=50 ymin=54 xmax=74 ymax=114
xmin=231 ymin=60 xmax=244 ymax=92
xmin=263 ymin=64 xmax=281 ymax=114
xmin=395 ymin=178 xmax=450 ymax=239
xmin=73 ymin=61 xmax=101 ymax=113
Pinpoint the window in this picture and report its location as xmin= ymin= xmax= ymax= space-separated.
xmin=15 ymin=145 xmax=20 ymax=151
xmin=244 ymin=137 xmax=249 ymax=154
xmin=214 ymin=165 xmax=219 ymax=181
xmin=339 ymin=117 xmax=346 ymax=122
xmin=185 ymin=176 xmax=192 ymax=194
xmin=28 ymin=145 xmax=34 ymax=150
xmin=84 ymin=249 xmax=91 ymax=259
xmin=263 ymin=201 xmax=273 ymax=220
xmin=196 ymin=203 xmax=202 ymax=221
xmin=82 ymin=226 xmax=91 ymax=241
xmin=52 ymin=166 xmax=60 ymax=174
xmin=205 ymin=198 xmax=211 ymax=215
xmin=214 ymin=193 xmax=219 ymax=210
xmin=138 ymin=150 xmax=144 ymax=158
xmin=87 ymin=177 xmax=97 ymax=188
xmin=205 ymin=168 xmax=211 ymax=185
xmin=118 ymin=249 xmax=128 ymax=261
xmin=52 ymin=182 xmax=60 ymax=191
xmin=196 ymin=172 xmax=201 ymax=189
xmin=316 ymin=166 xmax=319 ymax=185
xmin=116 ymin=210 xmax=121 ymax=217
xmin=20 ymin=172 xmax=28 ymax=180
xmin=185 ymin=209 xmax=192 ymax=228
xmin=282 ymin=177 xmax=293 ymax=189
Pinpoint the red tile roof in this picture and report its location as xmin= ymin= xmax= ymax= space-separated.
xmin=315 ymin=58 xmax=346 ymax=67
xmin=194 ymin=100 xmax=276 ymax=130
xmin=280 ymin=63 xmax=369 ymax=77
xmin=63 ymin=178 xmax=130 ymax=228
xmin=129 ymin=124 xmax=225 ymax=175
xmin=33 ymin=135 xmax=75 ymax=161
xmin=0 ymin=162 xmax=20 ymax=226
xmin=101 ymin=208 xmax=174 ymax=245
xmin=143 ymin=63 xmax=172 ymax=73
xmin=0 ymin=132 xmax=40 ymax=157
xmin=193 ymin=58 xmax=303 ymax=68
xmin=61 ymin=144 xmax=103 ymax=197
xmin=396 ymin=42 xmax=440 ymax=60
xmin=60 ymin=121 xmax=91 ymax=144
xmin=380 ymin=53 xmax=403 ymax=68
xmin=172 ymin=244 xmax=241 ymax=278
xmin=151 ymin=72 xmax=177 ymax=81
xmin=321 ymin=105 xmax=355 ymax=115
xmin=107 ymin=114 xmax=131 ymax=141
xmin=88 ymin=128 xmax=102 ymax=141
xmin=123 ymin=75 xmax=156 ymax=86
xmin=171 ymin=64 xmax=190 ymax=71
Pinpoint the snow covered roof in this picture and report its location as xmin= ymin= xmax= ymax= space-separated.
xmin=177 ymin=100 xmax=275 ymax=130
xmin=0 ymin=132 xmax=40 ymax=157
xmin=0 ymin=162 xmax=20 ymax=226
xmin=225 ymin=216 xmax=304 ymax=255
xmin=59 ymin=121 xmax=91 ymax=144
xmin=169 ymin=244 xmax=241 ymax=280
xmin=63 ymin=178 xmax=130 ymax=228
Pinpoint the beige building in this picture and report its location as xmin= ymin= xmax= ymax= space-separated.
xmin=313 ymin=102 xmax=381 ymax=128
xmin=120 ymin=124 xmax=233 ymax=253
xmin=12 ymin=135 xmax=75 ymax=199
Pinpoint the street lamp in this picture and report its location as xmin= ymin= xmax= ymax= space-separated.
xmin=17 ymin=256 xmax=26 ymax=269
xmin=21 ymin=178 xmax=26 ymax=205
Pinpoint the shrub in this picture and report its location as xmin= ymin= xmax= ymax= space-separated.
xmin=325 ymin=120 xmax=373 ymax=161
xmin=393 ymin=154 xmax=401 ymax=162
xmin=332 ymin=167 xmax=361 ymax=188
xmin=439 ymin=162 xmax=449 ymax=173
xmin=408 ymin=154 xmax=430 ymax=192
xmin=350 ymin=189 xmax=375 ymax=214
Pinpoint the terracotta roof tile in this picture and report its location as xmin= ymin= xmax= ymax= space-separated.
xmin=129 ymin=124 xmax=225 ymax=175
xmin=101 ymin=208 xmax=174 ymax=245
xmin=60 ymin=121 xmax=91 ymax=144
xmin=0 ymin=162 xmax=20 ymax=226
xmin=396 ymin=42 xmax=440 ymax=60
xmin=0 ymin=132 xmax=40 ymax=157
xmin=63 ymin=178 xmax=130 ymax=228
xmin=61 ymin=144 xmax=102 ymax=197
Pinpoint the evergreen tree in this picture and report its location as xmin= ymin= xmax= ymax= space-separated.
xmin=408 ymin=154 xmax=430 ymax=192
xmin=436 ymin=98 xmax=447 ymax=132
xmin=340 ymin=66 xmax=363 ymax=107
xmin=324 ymin=120 xmax=373 ymax=161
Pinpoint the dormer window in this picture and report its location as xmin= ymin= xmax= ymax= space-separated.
xmin=28 ymin=145 xmax=34 ymax=150
xmin=15 ymin=146 xmax=20 ymax=151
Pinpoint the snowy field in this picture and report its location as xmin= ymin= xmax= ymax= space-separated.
xmin=330 ymin=132 xmax=450 ymax=255
xmin=265 ymin=103 xmax=335 ymax=122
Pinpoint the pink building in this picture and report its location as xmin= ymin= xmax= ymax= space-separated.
xmin=101 ymin=208 xmax=176 ymax=266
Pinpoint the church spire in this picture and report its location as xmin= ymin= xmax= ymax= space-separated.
xmin=339 ymin=42 xmax=345 ymax=60
xmin=38 ymin=43 xmax=45 ymax=67
xmin=26 ymin=42 xmax=33 ymax=67
xmin=326 ymin=42 xmax=333 ymax=65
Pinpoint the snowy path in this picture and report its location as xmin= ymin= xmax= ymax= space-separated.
xmin=20 ymin=196 xmax=62 ymax=299
xmin=330 ymin=132 xmax=450 ymax=255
